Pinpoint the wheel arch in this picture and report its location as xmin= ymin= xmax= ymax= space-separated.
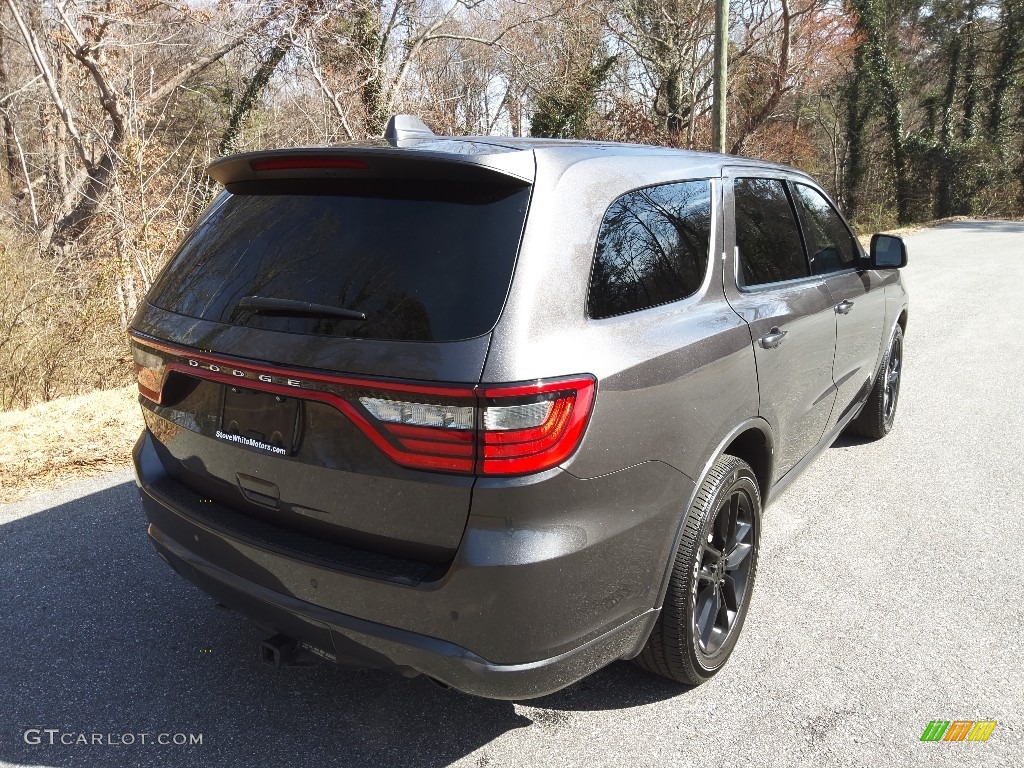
xmin=722 ymin=427 xmax=772 ymax=504
xmin=635 ymin=417 xmax=774 ymax=657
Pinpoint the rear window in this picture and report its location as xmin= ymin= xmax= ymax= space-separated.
xmin=149 ymin=179 xmax=531 ymax=342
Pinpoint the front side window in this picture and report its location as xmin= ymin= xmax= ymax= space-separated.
xmin=588 ymin=180 xmax=712 ymax=319
xmin=791 ymin=183 xmax=860 ymax=274
xmin=733 ymin=178 xmax=808 ymax=287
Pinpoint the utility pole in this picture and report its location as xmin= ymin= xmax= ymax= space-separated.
xmin=712 ymin=0 xmax=728 ymax=153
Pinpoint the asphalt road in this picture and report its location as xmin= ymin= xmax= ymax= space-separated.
xmin=1 ymin=220 xmax=1022 ymax=768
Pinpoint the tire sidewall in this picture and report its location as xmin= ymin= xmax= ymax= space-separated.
xmin=685 ymin=462 xmax=761 ymax=677
xmin=882 ymin=325 xmax=903 ymax=433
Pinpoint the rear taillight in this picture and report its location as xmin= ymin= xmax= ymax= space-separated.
xmin=478 ymin=379 xmax=595 ymax=475
xmin=130 ymin=334 xmax=595 ymax=477
xmin=351 ymin=391 xmax=478 ymax=473
xmin=132 ymin=345 xmax=167 ymax=403
xmin=353 ymin=376 xmax=596 ymax=476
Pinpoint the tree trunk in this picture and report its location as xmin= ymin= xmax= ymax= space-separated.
xmin=355 ymin=4 xmax=386 ymax=136
xmin=935 ymin=25 xmax=962 ymax=219
xmin=843 ymin=49 xmax=870 ymax=220
xmin=219 ymin=34 xmax=295 ymax=156
xmin=1 ymin=113 xmax=16 ymax=190
xmin=49 ymin=141 xmax=123 ymax=252
xmin=850 ymin=0 xmax=911 ymax=223
xmin=959 ymin=1 xmax=980 ymax=142
xmin=988 ymin=0 xmax=1024 ymax=140
xmin=4 ymin=0 xmax=263 ymax=254
xmin=665 ymin=69 xmax=684 ymax=134
xmin=0 ymin=33 xmax=17 ymax=189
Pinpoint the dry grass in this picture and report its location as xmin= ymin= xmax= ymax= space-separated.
xmin=0 ymin=386 xmax=143 ymax=504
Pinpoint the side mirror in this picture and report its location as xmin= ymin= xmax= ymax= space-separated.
xmin=870 ymin=234 xmax=908 ymax=269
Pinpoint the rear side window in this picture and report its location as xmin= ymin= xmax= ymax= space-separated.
xmin=791 ymin=183 xmax=860 ymax=274
xmin=734 ymin=178 xmax=808 ymax=286
xmin=148 ymin=180 xmax=531 ymax=342
xmin=588 ymin=180 xmax=712 ymax=319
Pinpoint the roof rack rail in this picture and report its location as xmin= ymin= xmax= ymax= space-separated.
xmin=384 ymin=114 xmax=435 ymax=146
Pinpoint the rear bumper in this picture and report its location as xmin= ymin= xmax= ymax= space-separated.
xmin=149 ymin=523 xmax=654 ymax=699
xmin=134 ymin=430 xmax=693 ymax=699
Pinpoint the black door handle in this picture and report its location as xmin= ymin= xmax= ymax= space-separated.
xmin=759 ymin=327 xmax=787 ymax=349
xmin=836 ymin=300 xmax=855 ymax=314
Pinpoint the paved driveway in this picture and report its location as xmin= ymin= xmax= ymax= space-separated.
xmin=1 ymin=220 xmax=1021 ymax=767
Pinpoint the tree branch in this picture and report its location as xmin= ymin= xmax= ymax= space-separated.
xmin=3 ymin=0 xmax=91 ymax=169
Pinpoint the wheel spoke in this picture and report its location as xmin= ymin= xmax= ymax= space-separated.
xmin=733 ymin=518 xmax=753 ymax=546
xmin=695 ymin=583 xmax=719 ymax=647
xmin=712 ymin=502 xmax=729 ymax=550
xmin=725 ymin=542 xmax=752 ymax=569
xmin=725 ymin=493 xmax=740 ymax=550
xmin=720 ymin=575 xmax=739 ymax=613
xmin=882 ymin=336 xmax=902 ymax=424
xmin=702 ymin=541 xmax=724 ymax=561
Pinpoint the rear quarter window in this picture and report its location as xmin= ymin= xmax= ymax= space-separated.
xmin=148 ymin=179 xmax=531 ymax=342
xmin=588 ymin=180 xmax=712 ymax=319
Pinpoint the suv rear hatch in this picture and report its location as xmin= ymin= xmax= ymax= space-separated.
xmin=131 ymin=146 xmax=534 ymax=566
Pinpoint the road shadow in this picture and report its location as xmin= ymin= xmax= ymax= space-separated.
xmin=0 ymin=481 xmax=682 ymax=768
xmin=829 ymin=434 xmax=874 ymax=449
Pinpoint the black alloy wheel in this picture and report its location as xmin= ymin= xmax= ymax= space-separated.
xmin=882 ymin=331 xmax=902 ymax=430
xmin=848 ymin=324 xmax=904 ymax=440
xmin=692 ymin=484 xmax=756 ymax=658
xmin=634 ymin=454 xmax=761 ymax=685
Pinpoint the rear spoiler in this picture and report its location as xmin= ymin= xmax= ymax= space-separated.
xmin=207 ymin=145 xmax=536 ymax=188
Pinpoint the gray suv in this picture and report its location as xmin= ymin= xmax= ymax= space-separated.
xmin=130 ymin=116 xmax=909 ymax=699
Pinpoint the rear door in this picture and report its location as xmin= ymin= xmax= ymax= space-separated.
xmin=131 ymin=153 xmax=533 ymax=563
xmin=724 ymin=174 xmax=837 ymax=483
xmin=789 ymin=182 xmax=886 ymax=430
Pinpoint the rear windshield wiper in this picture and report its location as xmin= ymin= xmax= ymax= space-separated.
xmin=238 ymin=296 xmax=367 ymax=321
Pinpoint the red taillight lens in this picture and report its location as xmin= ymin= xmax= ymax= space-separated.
xmin=132 ymin=344 xmax=166 ymax=403
xmin=353 ymin=376 xmax=596 ymax=476
xmin=478 ymin=377 xmax=596 ymax=475
xmin=128 ymin=332 xmax=596 ymax=477
xmin=353 ymin=393 xmax=477 ymax=473
xmin=249 ymin=156 xmax=370 ymax=172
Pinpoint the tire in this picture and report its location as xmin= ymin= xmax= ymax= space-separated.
xmin=633 ymin=454 xmax=761 ymax=686
xmin=847 ymin=324 xmax=903 ymax=440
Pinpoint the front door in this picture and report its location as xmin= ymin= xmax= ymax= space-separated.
xmin=788 ymin=182 xmax=886 ymax=431
xmin=724 ymin=175 xmax=838 ymax=483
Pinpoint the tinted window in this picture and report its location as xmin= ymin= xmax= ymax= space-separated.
xmin=734 ymin=178 xmax=808 ymax=286
xmin=149 ymin=180 xmax=531 ymax=342
xmin=792 ymin=183 xmax=860 ymax=274
xmin=588 ymin=180 xmax=711 ymax=318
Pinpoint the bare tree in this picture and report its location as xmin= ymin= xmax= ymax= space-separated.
xmin=2 ymin=0 xmax=282 ymax=252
